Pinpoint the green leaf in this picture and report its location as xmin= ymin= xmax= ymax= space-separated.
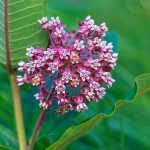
xmin=45 ymin=73 xmax=150 ymax=150
xmin=0 ymin=125 xmax=18 ymax=149
xmin=0 ymin=0 xmax=48 ymax=69
xmin=0 ymin=67 xmax=18 ymax=149
xmin=0 ymin=145 xmax=14 ymax=150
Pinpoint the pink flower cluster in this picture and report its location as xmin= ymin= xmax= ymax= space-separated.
xmin=17 ymin=16 xmax=118 ymax=114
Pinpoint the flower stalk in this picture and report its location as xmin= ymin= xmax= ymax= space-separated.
xmin=28 ymin=87 xmax=55 ymax=150
xmin=28 ymin=109 xmax=48 ymax=150
xmin=10 ymin=71 xmax=27 ymax=150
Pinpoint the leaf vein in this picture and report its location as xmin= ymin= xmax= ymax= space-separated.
xmin=0 ymin=0 xmax=5 ymax=6
xmin=9 ymin=22 xmax=37 ymax=32
xmin=8 ymin=12 xmax=42 ymax=23
xmin=0 ymin=38 xmax=5 ymax=44
xmin=10 ymin=41 xmax=43 ymax=53
xmin=9 ymin=32 xmax=39 ymax=42
xmin=0 ymin=54 xmax=6 ymax=60
xmin=8 ymin=4 xmax=41 ymax=16
xmin=0 ymin=45 xmax=5 ymax=52
xmin=8 ymin=0 xmax=24 ymax=6
xmin=0 ymin=9 xmax=4 ymax=16
xmin=11 ymin=56 xmax=28 ymax=61
xmin=0 ymin=25 xmax=5 ymax=31
xmin=0 ymin=21 xmax=5 ymax=28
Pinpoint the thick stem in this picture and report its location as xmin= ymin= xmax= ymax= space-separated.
xmin=10 ymin=71 xmax=27 ymax=150
xmin=28 ymin=109 xmax=48 ymax=150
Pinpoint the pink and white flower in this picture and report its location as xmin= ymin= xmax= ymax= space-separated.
xmin=48 ymin=61 xmax=59 ymax=73
xmin=73 ymin=40 xmax=85 ymax=50
xmin=31 ymin=73 xmax=45 ymax=86
xmin=59 ymin=48 xmax=70 ymax=59
xmin=26 ymin=46 xmax=35 ymax=57
xmin=49 ymin=17 xmax=61 ymax=27
xmin=84 ymin=56 xmax=101 ymax=70
xmin=55 ymin=79 xmax=66 ymax=94
xmin=52 ymin=27 xmax=69 ymax=44
xmin=38 ymin=16 xmax=48 ymax=31
xmin=18 ymin=61 xmax=26 ymax=71
xmin=26 ymin=61 xmax=36 ymax=72
xmin=90 ymin=81 xmax=100 ymax=91
xmin=44 ymin=47 xmax=56 ymax=59
xmin=79 ymin=16 xmax=97 ymax=36
xmin=17 ymin=16 xmax=118 ymax=113
xmin=39 ymin=99 xmax=52 ymax=109
xmin=77 ymin=67 xmax=90 ymax=81
xmin=17 ymin=75 xmax=26 ymax=86
xmin=94 ymin=22 xmax=108 ymax=37
xmin=34 ymin=56 xmax=45 ymax=68
xmin=61 ymin=67 xmax=72 ymax=83
xmin=95 ymin=87 xmax=106 ymax=102
xmin=73 ymin=96 xmax=88 ymax=112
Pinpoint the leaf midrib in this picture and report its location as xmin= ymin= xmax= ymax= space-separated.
xmin=5 ymin=0 xmax=12 ymax=73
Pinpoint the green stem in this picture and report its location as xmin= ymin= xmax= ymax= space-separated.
xmin=28 ymin=109 xmax=48 ymax=150
xmin=10 ymin=71 xmax=27 ymax=150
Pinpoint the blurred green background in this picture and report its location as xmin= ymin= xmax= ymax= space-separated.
xmin=0 ymin=0 xmax=150 ymax=150
xmin=46 ymin=0 xmax=150 ymax=149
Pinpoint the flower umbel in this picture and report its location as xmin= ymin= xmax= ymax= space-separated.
xmin=17 ymin=16 xmax=118 ymax=114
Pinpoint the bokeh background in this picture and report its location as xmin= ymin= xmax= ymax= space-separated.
xmin=47 ymin=0 xmax=150 ymax=149
xmin=0 ymin=0 xmax=150 ymax=150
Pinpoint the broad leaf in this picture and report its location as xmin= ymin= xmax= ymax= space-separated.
xmin=0 ymin=67 xmax=18 ymax=149
xmin=0 ymin=145 xmax=14 ymax=150
xmin=46 ymin=73 xmax=150 ymax=150
xmin=0 ymin=0 xmax=48 ymax=69
xmin=0 ymin=125 xmax=18 ymax=149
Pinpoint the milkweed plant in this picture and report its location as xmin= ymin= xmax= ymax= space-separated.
xmin=3 ymin=1 xmax=150 ymax=149
xmin=17 ymin=16 xmax=118 ymax=115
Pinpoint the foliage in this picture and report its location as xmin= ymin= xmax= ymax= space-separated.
xmin=0 ymin=0 xmax=48 ymax=69
xmin=38 ymin=73 xmax=150 ymax=150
